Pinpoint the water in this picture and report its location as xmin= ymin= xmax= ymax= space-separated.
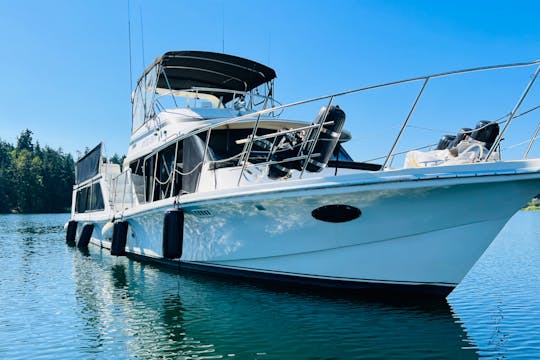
xmin=0 ymin=213 xmax=539 ymax=359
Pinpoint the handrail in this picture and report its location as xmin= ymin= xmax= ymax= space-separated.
xmin=381 ymin=78 xmax=429 ymax=169
xmin=299 ymin=97 xmax=334 ymax=178
xmin=524 ymin=122 xmax=540 ymax=159
xmin=237 ymin=92 xmax=271 ymax=185
xmin=189 ymin=86 xmax=281 ymax=105
xmin=126 ymin=58 xmax=540 ymax=193
xmin=487 ymin=64 xmax=540 ymax=159
xmin=154 ymin=86 xmax=282 ymax=112
xmin=235 ymin=121 xmax=336 ymax=145
xmin=164 ymin=59 xmax=540 ymax=149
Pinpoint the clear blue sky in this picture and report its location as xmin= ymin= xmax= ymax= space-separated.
xmin=1 ymin=0 xmax=540 ymax=161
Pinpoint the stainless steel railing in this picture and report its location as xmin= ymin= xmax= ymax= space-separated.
xmin=163 ymin=59 xmax=540 ymax=169
xmin=109 ymin=59 xmax=540 ymax=211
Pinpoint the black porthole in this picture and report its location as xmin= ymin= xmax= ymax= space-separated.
xmin=311 ymin=204 xmax=361 ymax=223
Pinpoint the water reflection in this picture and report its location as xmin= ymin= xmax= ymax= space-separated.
xmin=0 ymin=214 xmax=478 ymax=359
xmin=71 ymin=245 xmax=477 ymax=359
xmin=5 ymin=213 xmax=540 ymax=359
xmin=448 ymin=211 xmax=540 ymax=358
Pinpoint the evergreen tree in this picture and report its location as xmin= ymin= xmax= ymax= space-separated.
xmin=0 ymin=130 xmax=75 ymax=213
xmin=109 ymin=153 xmax=126 ymax=168
xmin=16 ymin=129 xmax=34 ymax=152
xmin=0 ymin=140 xmax=15 ymax=212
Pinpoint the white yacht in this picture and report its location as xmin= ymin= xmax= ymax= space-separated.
xmin=67 ymin=51 xmax=540 ymax=297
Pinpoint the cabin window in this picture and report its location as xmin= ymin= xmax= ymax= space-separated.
xmin=75 ymin=182 xmax=104 ymax=213
xmin=206 ymin=128 xmax=275 ymax=166
xmin=331 ymin=144 xmax=353 ymax=162
xmin=154 ymin=143 xmax=181 ymax=201
xmin=130 ymin=142 xmax=183 ymax=203
xmin=125 ymin=128 xmax=290 ymax=203
xmin=129 ymin=157 xmax=146 ymax=204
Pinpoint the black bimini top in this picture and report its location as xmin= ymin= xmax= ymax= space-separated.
xmin=143 ymin=51 xmax=276 ymax=103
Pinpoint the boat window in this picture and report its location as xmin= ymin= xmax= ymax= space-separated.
xmin=155 ymin=89 xmax=222 ymax=110
xmin=75 ymin=143 xmax=102 ymax=184
xmin=75 ymin=182 xmax=104 ymax=213
xmin=143 ymin=154 xmax=156 ymax=202
xmin=131 ymin=142 xmax=183 ymax=203
xmin=132 ymin=83 xmax=145 ymax=131
xmin=154 ymin=144 xmax=181 ymax=201
xmin=132 ymin=65 xmax=159 ymax=132
xmin=129 ymin=158 xmax=146 ymax=204
xmin=130 ymin=158 xmax=144 ymax=176
xmin=89 ymin=182 xmax=104 ymax=210
xmin=207 ymin=128 xmax=275 ymax=166
xmin=331 ymin=144 xmax=354 ymax=162
xmin=75 ymin=187 xmax=88 ymax=213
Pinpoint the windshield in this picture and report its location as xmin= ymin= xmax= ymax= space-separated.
xmin=132 ymin=65 xmax=159 ymax=132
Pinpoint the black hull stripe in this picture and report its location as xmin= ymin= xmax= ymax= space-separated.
xmin=125 ymin=252 xmax=454 ymax=298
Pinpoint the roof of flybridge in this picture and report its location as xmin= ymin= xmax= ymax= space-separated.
xmin=141 ymin=50 xmax=276 ymax=103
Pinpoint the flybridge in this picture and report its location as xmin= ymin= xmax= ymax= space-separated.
xmin=132 ymin=51 xmax=277 ymax=132
xmin=150 ymin=51 xmax=276 ymax=97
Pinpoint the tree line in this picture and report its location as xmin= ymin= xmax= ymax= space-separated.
xmin=0 ymin=130 xmax=75 ymax=213
xmin=0 ymin=129 xmax=537 ymax=213
xmin=0 ymin=129 xmax=124 ymax=214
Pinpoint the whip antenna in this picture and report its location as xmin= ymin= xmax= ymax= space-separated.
xmin=221 ymin=1 xmax=225 ymax=53
xmin=139 ymin=3 xmax=146 ymax=70
xmin=127 ymin=0 xmax=133 ymax=100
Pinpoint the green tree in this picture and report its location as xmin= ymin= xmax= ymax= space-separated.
xmin=109 ymin=153 xmax=126 ymax=168
xmin=0 ymin=130 xmax=75 ymax=213
xmin=12 ymin=148 xmax=44 ymax=213
xmin=0 ymin=140 xmax=15 ymax=212
xmin=16 ymin=129 xmax=34 ymax=152
xmin=39 ymin=146 xmax=75 ymax=212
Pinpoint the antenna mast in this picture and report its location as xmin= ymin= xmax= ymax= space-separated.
xmin=139 ymin=4 xmax=146 ymax=69
xmin=221 ymin=1 xmax=225 ymax=53
xmin=127 ymin=0 xmax=134 ymax=122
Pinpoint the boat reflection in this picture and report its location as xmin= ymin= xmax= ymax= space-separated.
xmin=71 ymin=246 xmax=478 ymax=359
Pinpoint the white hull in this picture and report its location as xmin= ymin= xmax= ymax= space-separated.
xmin=69 ymin=53 xmax=540 ymax=297
xmin=73 ymin=161 xmax=540 ymax=296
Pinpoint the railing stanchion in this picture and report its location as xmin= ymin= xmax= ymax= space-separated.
xmin=237 ymin=95 xmax=270 ymax=186
xmin=121 ymin=170 xmax=128 ymax=212
xmin=488 ymin=64 xmax=540 ymax=160
xmin=523 ymin=120 xmax=540 ymax=159
xmin=381 ymin=77 xmax=429 ymax=170
xmin=299 ymin=97 xmax=334 ymax=179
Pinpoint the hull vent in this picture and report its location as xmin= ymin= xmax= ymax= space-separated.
xmin=190 ymin=209 xmax=213 ymax=217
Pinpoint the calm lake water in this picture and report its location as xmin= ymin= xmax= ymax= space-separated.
xmin=0 ymin=212 xmax=539 ymax=359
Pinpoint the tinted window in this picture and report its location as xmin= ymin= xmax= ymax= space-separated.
xmin=75 ymin=182 xmax=105 ymax=213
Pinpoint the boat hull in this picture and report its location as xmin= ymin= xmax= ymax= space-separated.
xmin=74 ymin=164 xmax=540 ymax=297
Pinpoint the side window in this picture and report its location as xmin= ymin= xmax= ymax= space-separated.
xmin=132 ymin=142 xmax=183 ymax=203
xmin=75 ymin=187 xmax=88 ymax=213
xmin=331 ymin=144 xmax=353 ymax=162
xmin=91 ymin=183 xmax=105 ymax=211
xmin=74 ymin=182 xmax=105 ymax=213
xmin=208 ymin=128 xmax=274 ymax=165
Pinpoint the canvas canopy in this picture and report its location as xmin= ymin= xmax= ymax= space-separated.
xmin=140 ymin=51 xmax=276 ymax=103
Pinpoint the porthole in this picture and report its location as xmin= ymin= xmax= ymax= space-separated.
xmin=311 ymin=204 xmax=361 ymax=223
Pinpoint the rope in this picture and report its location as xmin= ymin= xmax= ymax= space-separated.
xmin=503 ymin=135 xmax=539 ymax=150
xmin=174 ymin=162 xmax=203 ymax=176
